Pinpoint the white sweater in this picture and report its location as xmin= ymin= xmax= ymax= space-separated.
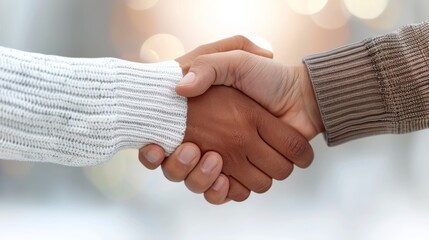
xmin=0 ymin=46 xmax=187 ymax=166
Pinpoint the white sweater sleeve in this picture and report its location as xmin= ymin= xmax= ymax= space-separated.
xmin=0 ymin=46 xmax=187 ymax=166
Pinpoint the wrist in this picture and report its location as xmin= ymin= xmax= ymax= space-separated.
xmin=113 ymin=59 xmax=187 ymax=154
xmin=298 ymin=64 xmax=325 ymax=136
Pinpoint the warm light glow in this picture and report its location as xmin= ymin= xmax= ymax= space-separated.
xmin=344 ymin=0 xmax=389 ymax=19
xmin=247 ymin=36 xmax=274 ymax=53
xmin=286 ymin=0 xmax=328 ymax=15
xmin=206 ymin=0 xmax=257 ymax=33
xmin=182 ymin=0 xmax=285 ymax=40
xmin=140 ymin=34 xmax=185 ymax=62
xmin=83 ymin=149 xmax=147 ymax=201
xmin=139 ymin=49 xmax=159 ymax=63
xmin=311 ymin=0 xmax=350 ymax=29
xmin=126 ymin=0 xmax=159 ymax=11
xmin=363 ymin=1 xmax=401 ymax=30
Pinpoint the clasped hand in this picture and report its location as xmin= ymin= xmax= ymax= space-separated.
xmin=139 ymin=36 xmax=324 ymax=204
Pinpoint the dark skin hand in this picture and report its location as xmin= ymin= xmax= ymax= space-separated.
xmin=139 ymin=36 xmax=314 ymax=204
xmin=183 ymin=86 xmax=313 ymax=201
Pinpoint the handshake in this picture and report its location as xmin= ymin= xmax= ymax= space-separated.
xmin=1 ymin=22 xmax=421 ymax=205
xmin=139 ymin=36 xmax=325 ymax=204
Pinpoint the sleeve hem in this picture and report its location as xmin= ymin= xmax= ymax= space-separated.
xmin=303 ymin=41 xmax=395 ymax=146
xmin=113 ymin=59 xmax=187 ymax=154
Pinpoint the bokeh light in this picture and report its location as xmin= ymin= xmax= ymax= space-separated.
xmin=344 ymin=0 xmax=389 ymax=19
xmin=3 ymin=1 xmax=429 ymax=239
xmin=194 ymin=0 xmax=285 ymax=40
xmin=286 ymin=0 xmax=328 ymax=15
xmin=311 ymin=0 xmax=350 ymax=29
xmin=140 ymin=33 xmax=185 ymax=62
xmin=83 ymin=149 xmax=147 ymax=201
xmin=126 ymin=0 xmax=159 ymax=11
xmin=363 ymin=0 xmax=401 ymax=30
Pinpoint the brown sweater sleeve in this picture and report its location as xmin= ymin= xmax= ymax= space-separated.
xmin=303 ymin=21 xmax=429 ymax=146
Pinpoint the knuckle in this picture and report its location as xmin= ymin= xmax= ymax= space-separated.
xmin=252 ymin=178 xmax=272 ymax=194
xmin=229 ymin=189 xmax=251 ymax=202
xmin=164 ymin=174 xmax=182 ymax=182
xmin=185 ymin=177 xmax=207 ymax=194
xmin=231 ymin=130 xmax=247 ymax=148
xmin=237 ymin=49 xmax=252 ymax=59
xmin=192 ymin=55 xmax=208 ymax=67
xmin=161 ymin=166 xmax=184 ymax=183
xmin=193 ymin=45 xmax=205 ymax=52
xmin=204 ymin=193 xmax=225 ymax=205
xmin=195 ymin=44 xmax=214 ymax=54
xmin=298 ymin=155 xmax=314 ymax=169
xmin=282 ymin=135 xmax=309 ymax=159
xmin=228 ymin=107 xmax=260 ymax=149
xmin=237 ymin=103 xmax=259 ymax=122
xmin=273 ymin=163 xmax=294 ymax=181
xmin=233 ymin=35 xmax=250 ymax=46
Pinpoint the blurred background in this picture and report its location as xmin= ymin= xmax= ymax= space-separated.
xmin=1 ymin=0 xmax=429 ymax=239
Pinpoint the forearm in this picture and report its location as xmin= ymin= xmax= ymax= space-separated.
xmin=0 ymin=46 xmax=186 ymax=166
xmin=303 ymin=21 xmax=429 ymax=146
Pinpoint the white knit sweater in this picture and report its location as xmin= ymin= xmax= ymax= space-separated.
xmin=0 ymin=46 xmax=187 ymax=166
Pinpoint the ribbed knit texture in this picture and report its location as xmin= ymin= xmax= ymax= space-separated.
xmin=0 ymin=46 xmax=187 ymax=166
xmin=304 ymin=21 xmax=429 ymax=146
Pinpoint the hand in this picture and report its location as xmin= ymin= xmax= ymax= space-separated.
xmin=186 ymin=86 xmax=313 ymax=201
xmin=176 ymin=36 xmax=273 ymax=75
xmin=176 ymin=50 xmax=325 ymax=140
xmin=140 ymin=87 xmax=313 ymax=203
xmin=139 ymin=36 xmax=276 ymax=204
xmin=172 ymin=50 xmax=325 ymax=203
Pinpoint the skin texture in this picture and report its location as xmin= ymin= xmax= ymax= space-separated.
xmin=139 ymin=36 xmax=275 ymax=204
xmin=176 ymin=50 xmax=324 ymax=140
xmin=183 ymin=86 xmax=313 ymax=201
xmin=139 ymin=36 xmax=314 ymax=204
xmin=171 ymin=50 xmax=325 ymax=203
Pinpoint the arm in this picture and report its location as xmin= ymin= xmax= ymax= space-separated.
xmin=304 ymin=21 xmax=429 ymax=145
xmin=175 ymin=21 xmax=429 ymax=144
xmin=2 ymin=37 xmax=308 ymax=204
xmin=168 ymin=21 xmax=429 ymax=203
xmin=0 ymin=46 xmax=185 ymax=166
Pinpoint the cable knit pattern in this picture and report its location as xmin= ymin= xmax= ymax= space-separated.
xmin=0 ymin=46 xmax=187 ymax=166
xmin=304 ymin=21 xmax=429 ymax=145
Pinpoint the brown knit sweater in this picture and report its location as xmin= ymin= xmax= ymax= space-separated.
xmin=303 ymin=21 xmax=429 ymax=146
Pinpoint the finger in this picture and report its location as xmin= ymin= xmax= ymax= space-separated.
xmin=227 ymin=176 xmax=251 ymax=202
xmin=161 ymin=143 xmax=201 ymax=182
xmin=204 ymin=174 xmax=230 ymax=205
xmin=223 ymin=156 xmax=273 ymax=194
xmin=185 ymin=152 xmax=223 ymax=193
xmin=176 ymin=50 xmax=249 ymax=97
xmin=247 ymin=140 xmax=294 ymax=181
xmin=138 ymin=144 xmax=166 ymax=170
xmin=176 ymin=35 xmax=273 ymax=74
xmin=257 ymin=113 xmax=314 ymax=168
xmin=199 ymin=35 xmax=273 ymax=58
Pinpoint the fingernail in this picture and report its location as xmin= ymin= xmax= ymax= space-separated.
xmin=178 ymin=147 xmax=197 ymax=165
xmin=212 ymin=176 xmax=225 ymax=192
xmin=178 ymin=72 xmax=195 ymax=86
xmin=201 ymin=155 xmax=219 ymax=174
xmin=145 ymin=150 xmax=162 ymax=164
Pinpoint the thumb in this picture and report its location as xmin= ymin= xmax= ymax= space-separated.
xmin=176 ymin=50 xmax=249 ymax=97
xmin=175 ymin=35 xmax=273 ymax=75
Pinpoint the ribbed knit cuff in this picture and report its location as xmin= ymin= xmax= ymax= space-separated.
xmin=303 ymin=42 xmax=394 ymax=146
xmin=113 ymin=59 xmax=186 ymax=155
xmin=304 ymin=21 xmax=429 ymax=146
